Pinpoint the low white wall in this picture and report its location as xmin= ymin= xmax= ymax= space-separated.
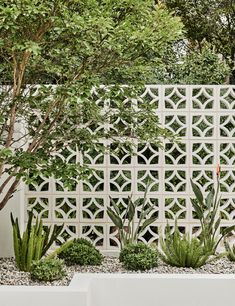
xmin=2 ymin=273 xmax=235 ymax=306
xmin=0 ymin=285 xmax=87 ymax=306
xmin=73 ymin=273 xmax=235 ymax=306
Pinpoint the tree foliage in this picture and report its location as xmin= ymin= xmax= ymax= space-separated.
xmin=0 ymin=0 xmax=183 ymax=210
xmin=155 ymin=44 xmax=230 ymax=84
xmin=162 ymin=0 xmax=235 ymax=82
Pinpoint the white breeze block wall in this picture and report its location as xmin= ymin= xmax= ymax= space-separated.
xmin=21 ymin=85 xmax=235 ymax=253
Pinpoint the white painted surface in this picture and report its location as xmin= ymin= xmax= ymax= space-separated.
xmin=0 ymin=284 xmax=87 ymax=306
xmin=73 ymin=273 xmax=235 ymax=306
xmin=1 ymin=273 xmax=235 ymax=306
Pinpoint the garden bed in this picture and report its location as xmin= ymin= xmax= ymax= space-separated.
xmin=1 ymin=256 xmax=235 ymax=286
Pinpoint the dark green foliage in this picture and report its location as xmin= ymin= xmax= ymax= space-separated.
xmin=58 ymin=238 xmax=103 ymax=266
xmin=163 ymin=0 xmax=235 ymax=74
xmin=119 ymin=243 xmax=158 ymax=271
xmin=107 ymin=187 xmax=157 ymax=248
xmin=224 ymin=240 xmax=235 ymax=262
xmin=159 ymin=225 xmax=210 ymax=268
xmin=30 ymin=258 xmax=66 ymax=282
xmin=190 ymin=177 xmax=235 ymax=254
xmin=11 ymin=211 xmax=63 ymax=271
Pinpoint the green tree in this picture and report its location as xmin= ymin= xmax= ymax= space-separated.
xmin=0 ymin=0 xmax=183 ymax=210
xmin=161 ymin=0 xmax=235 ymax=82
xmin=155 ymin=44 xmax=230 ymax=84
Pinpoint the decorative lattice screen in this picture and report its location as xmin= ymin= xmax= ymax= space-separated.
xmin=25 ymin=85 xmax=235 ymax=252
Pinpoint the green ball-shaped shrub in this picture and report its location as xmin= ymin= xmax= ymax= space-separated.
xmin=119 ymin=243 xmax=158 ymax=271
xmin=58 ymin=238 xmax=103 ymax=266
xmin=30 ymin=258 xmax=66 ymax=282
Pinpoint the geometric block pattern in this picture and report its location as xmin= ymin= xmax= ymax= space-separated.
xmin=25 ymin=85 xmax=235 ymax=251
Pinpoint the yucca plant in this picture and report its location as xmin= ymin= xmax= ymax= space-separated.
xmin=224 ymin=240 xmax=235 ymax=262
xmin=11 ymin=210 xmax=63 ymax=271
xmin=159 ymin=224 xmax=210 ymax=268
xmin=107 ymin=186 xmax=157 ymax=249
xmin=190 ymin=165 xmax=235 ymax=255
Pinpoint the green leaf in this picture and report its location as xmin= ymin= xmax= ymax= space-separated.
xmin=107 ymin=208 xmax=123 ymax=229
xmin=205 ymin=188 xmax=215 ymax=208
xmin=191 ymin=179 xmax=204 ymax=205
xmin=141 ymin=217 xmax=157 ymax=231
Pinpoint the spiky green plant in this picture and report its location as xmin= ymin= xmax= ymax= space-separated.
xmin=11 ymin=211 xmax=63 ymax=271
xmin=159 ymin=224 xmax=210 ymax=268
xmin=107 ymin=186 xmax=157 ymax=249
xmin=224 ymin=240 xmax=235 ymax=262
xmin=190 ymin=167 xmax=235 ymax=254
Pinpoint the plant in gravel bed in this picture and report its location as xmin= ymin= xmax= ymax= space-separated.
xmin=107 ymin=186 xmax=157 ymax=249
xmin=58 ymin=238 xmax=103 ymax=266
xmin=30 ymin=258 xmax=66 ymax=282
xmin=11 ymin=210 xmax=63 ymax=272
xmin=119 ymin=243 xmax=158 ymax=271
xmin=159 ymin=224 xmax=210 ymax=268
xmin=190 ymin=165 xmax=235 ymax=255
xmin=224 ymin=240 xmax=235 ymax=262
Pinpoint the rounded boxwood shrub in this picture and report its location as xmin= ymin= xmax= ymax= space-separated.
xmin=30 ymin=258 xmax=66 ymax=282
xmin=58 ymin=238 xmax=103 ymax=266
xmin=119 ymin=243 xmax=158 ymax=271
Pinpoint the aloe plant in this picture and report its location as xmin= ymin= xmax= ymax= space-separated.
xmin=159 ymin=223 xmax=210 ymax=268
xmin=11 ymin=211 xmax=63 ymax=271
xmin=107 ymin=187 xmax=157 ymax=248
xmin=190 ymin=166 xmax=235 ymax=254
xmin=224 ymin=240 xmax=235 ymax=262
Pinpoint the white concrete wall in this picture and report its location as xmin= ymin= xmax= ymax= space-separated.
xmin=0 ymin=286 xmax=87 ymax=306
xmin=73 ymin=273 xmax=235 ymax=306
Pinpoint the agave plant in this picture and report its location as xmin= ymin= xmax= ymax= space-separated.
xmin=11 ymin=210 xmax=63 ymax=271
xmin=107 ymin=186 xmax=157 ymax=248
xmin=224 ymin=240 xmax=235 ymax=262
xmin=159 ymin=223 xmax=210 ymax=268
xmin=190 ymin=165 xmax=235 ymax=255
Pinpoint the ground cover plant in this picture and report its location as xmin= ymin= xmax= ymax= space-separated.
xmin=119 ymin=242 xmax=158 ymax=271
xmin=30 ymin=258 xmax=66 ymax=282
xmin=58 ymin=238 xmax=103 ymax=266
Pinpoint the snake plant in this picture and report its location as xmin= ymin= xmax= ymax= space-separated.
xmin=107 ymin=186 xmax=157 ymax=249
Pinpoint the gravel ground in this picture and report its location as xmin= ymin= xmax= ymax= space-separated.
xmin=1 ymin=256 xmax=235 ymax=286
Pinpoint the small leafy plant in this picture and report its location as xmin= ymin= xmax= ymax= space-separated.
xmin=224 ymin=240 xmax=235 ymax=262
xmin=11 ymin=211 xmax=63 ymax=271
xmin=119 ymin=242 xmax=158 ymax=271
xmin=159 ymin=224 xmax=210 ymax=268
xmin=190 ymin=165 xmax=235 ymax=254
xmin=30 ymin=258 xmax=66 ymax=282
xmin=107 ymin=187 xmax=157 ymax=248
xmin=58 ymin=238 xmax=103 ymax=266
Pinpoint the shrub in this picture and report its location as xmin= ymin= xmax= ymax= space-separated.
xmin=224 ymin=240 xmax=235 ymax=262
xmin=107 ymin=187 xmax=157 ymax=249
xmin=11 ymin=210 xmax=63 ymax=271
xmin=30 ymin=258 xmax=66 ymax=282
xmin=119 ymin=243 xmax=158 ymax=271
xmin=159 ymin=225 xmax=210 ymax=268
xmin=190 ymin=166 xmax=235 ymax=255
xmin=58 ymin=238 xmax=103 ymax=266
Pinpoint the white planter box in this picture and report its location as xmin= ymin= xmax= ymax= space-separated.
xmin=1 ymin=273 xmax=235 ymax=306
